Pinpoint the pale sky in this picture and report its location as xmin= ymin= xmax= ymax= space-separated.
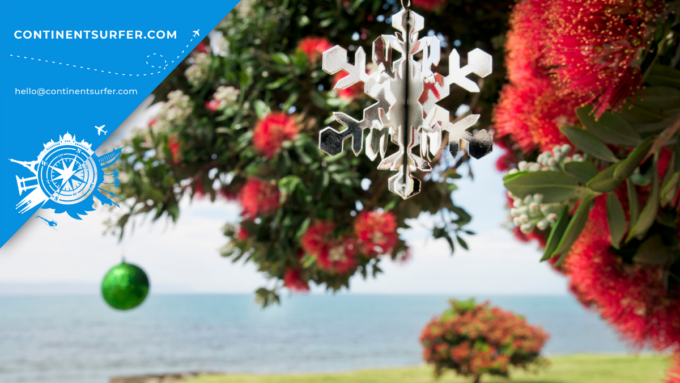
xmin=0 ymin=99 xmax=568 ymax=296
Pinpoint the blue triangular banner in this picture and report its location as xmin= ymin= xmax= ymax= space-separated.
xmin=0 ymin=0 xmax=240 ymax=248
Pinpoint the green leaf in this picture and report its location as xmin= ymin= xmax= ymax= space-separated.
xmin=503 ymin=171 xmax=580 ymax=203
xmin=278 ymin=175 xmax=302 ymax=200
xmin=660 ymin=151 xmax=678 ymax=206
xmin=282 ymin=92 xmax=299 ymax=111
xmin=621 ymin=104 xmax=665 ymax=124
xmin=627 ymin=179 xmax=640 ymax=226
xmin=613 ymin=136 xmax=654 ymax=180
xmin=560 ymin=126 xmax=618 ymax=162
xmin=271 ymin=53 xmax=290 ymax=65
xmin=563 ymin=161 xmax=599 ymax=184
xmin=661 ymin=172 xmax=680 ymax=206
xmin=646 ymin=64 xmax=680 ymax=91
xmin=253 ymin=100 xmax=270 ymax=118
xmin=627 ymin=159 xmax=659 ymax=241
xmin=541 ymin=205 xmax=569 ymax=261
xmin=606 ymin=193 xmax=627 ymax=249
xmin=553 ymin=195 xmax=595 ymax=262
xmin=638 ymin=86 xmax=680 ymax=109
xmin=633 ymin=234 xmax=674 ymax=266
xmin=295 ymin=218 xmax=311 ymax=240
xmin=631 ymin=117 xmax=677 ymax=134
xmin=456 ymin=236 xmax=469 ymax=250
xmin=586 ymin=163 xmax=623 ymax=192
xmin=265 ymin=76 xmax=289 ymax=90
xmin=577 ymin=106 xmax=642 ymax=147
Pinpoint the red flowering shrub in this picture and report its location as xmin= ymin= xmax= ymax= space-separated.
xmin=421 ymin=299 xmax=549 ymax=382
xmin=354 ymin=210 xmax=398 ymax=256
xmin=239 ymin=178 xmax=280 ymax=219
xmin=253 ymin=112 xmax=299 ymax=158
xmin=297 ymin=37 xmax=333 ymax=63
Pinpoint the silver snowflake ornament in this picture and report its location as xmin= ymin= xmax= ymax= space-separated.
xmin=319 ymin=7 xmax=493 ymax=199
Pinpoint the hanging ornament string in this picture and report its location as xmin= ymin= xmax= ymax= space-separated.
xmin=318 ymin=4 xmax=494 ymax=199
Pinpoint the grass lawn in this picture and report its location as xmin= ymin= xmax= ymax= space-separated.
xmin=185 ymin=354 xmax=669 ymax=383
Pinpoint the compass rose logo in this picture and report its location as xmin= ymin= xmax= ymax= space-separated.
xmin=10 ymin=132 xmax=121 ymax=219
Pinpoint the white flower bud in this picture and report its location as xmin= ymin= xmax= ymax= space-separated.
xmin=518 ymin=161 xmax=528 ymax=171
xmin=533 ymin=194 xmax=543 ymax=204
xmin=537 ymin=220 xmax=549 ymax=231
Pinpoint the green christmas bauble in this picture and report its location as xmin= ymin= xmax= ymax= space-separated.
xmin=101 ymin=261 xmax=149 ymax=310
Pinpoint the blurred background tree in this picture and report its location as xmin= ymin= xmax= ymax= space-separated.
xmin=420 ymin=299 xmax=548 ymax=383
xmin=109 ymin=0 xmax=513 ymax=305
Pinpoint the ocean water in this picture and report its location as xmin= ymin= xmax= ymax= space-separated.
xmin=0 ymin=294 xmax=633 ymax=383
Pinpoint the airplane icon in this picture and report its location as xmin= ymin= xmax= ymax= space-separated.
xmin=36 ymin=216 xmax=58 ymax=230
xmin=193 ymin=29 xmax=200 ymax=38
xmin=95 ymin=125 xmax=107 ymax=136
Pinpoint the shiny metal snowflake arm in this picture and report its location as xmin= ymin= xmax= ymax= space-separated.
xmin=318 ymin=6 xmax=493 ymax=199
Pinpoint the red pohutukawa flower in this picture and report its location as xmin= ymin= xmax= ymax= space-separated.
xmin=300 ymin=221 xmax=335 ymax=256
xmin=354 ymin=210 xmax=398 ymax=256
xmin=253 ymin=112 xmax=299 ymax=158
xmin=504 ymin=0 xmax=551 ymax=85
xmin=333 ymin=72 xmax=364 ymax=99
xmin=316 ymin=238 xmax=358 ymax=274
xmin=283 ymin=269 xmax=310 ymax=292
xmin=546 ymin=0 xmax=665 ymax=116
xmin=168 ymin=135 xmax=182 ymax=164
xmin=412 ymin=0 xmax=447 ymax=11
xmin=301 ymin=221 xmax=358 ymax=274
xmin=239 ymin=178 xmax=280 ymax=219
xmin=297 ymin=37 xmax=333 ymax=63
xmin=493 ymin=0 xmax=583 ymax=154
xmin=205 ymin=99 xmax=220 ymax=112
xmin=564 ymin=196 xmax=680 ymax=350
xmin=236 ymin=226 xmax=250 ymax=241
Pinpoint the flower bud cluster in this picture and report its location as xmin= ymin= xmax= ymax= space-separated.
xmin=154 ymin=90 xmax=194 ymax=132
xmin=510 ymin=193 xmax=562 ymax=233
xmin=185 ymin=52 xmax=212 ymax=87
xmin=507 ymin=145 xmax=583 ymax=233
xmin=508 ymin=144 xmax=583 ymax=174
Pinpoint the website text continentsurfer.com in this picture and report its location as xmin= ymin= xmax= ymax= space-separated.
xmin=15 ymin=88 xmax=138 ymax=96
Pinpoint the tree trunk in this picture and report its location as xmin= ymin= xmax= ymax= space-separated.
xmin=473 ymin=374 xmax=481 ymax=383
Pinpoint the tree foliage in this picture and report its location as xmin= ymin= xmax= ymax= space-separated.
xmin=109 ymin=0 xmax=513 ymax=305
